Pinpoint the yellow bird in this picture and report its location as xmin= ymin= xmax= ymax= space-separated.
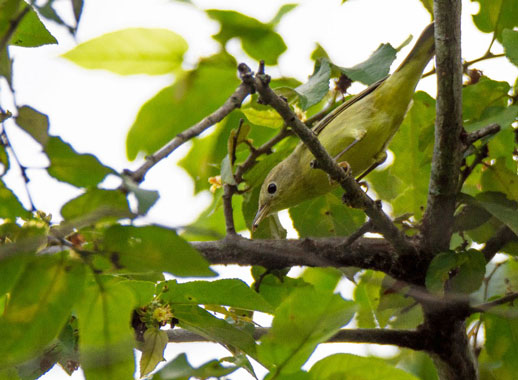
xmin=253 ymin=23 xmax=435 ymax=229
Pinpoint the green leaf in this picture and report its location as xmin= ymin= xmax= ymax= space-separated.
xmin=206 ymin=9 xmax=286 ymax=65
xmin=153 ymin=353 xmax=240 ymax=380
xmin=121 ymin=177 xmax=159 ymax=215
xmin=62 ymin=28 xmax=187 ymax=75
xmin=0 ymin=180 xmax=30 ymax=219
xmin=158 ymin=279 xmax=274 ymax=313
xmin=172 ymin=305 xmax=257 ymax=358
xmin=252 ymin=268 xmax=310 ymax=309
xmin=418 ymin=0 xmax=434 ymax=16
xmin=309 ymin=353 xmax=419 ymax=380
xmin=45 ymin=136 xmax=115 ymax=188
xmin=480 ymin=160 xmax=518 ymax=201
xmin=258 ymin=287 xmax=355 ymax=374
xmin=463 ymin=77 xmax=510 ymax=123
xmin=290 ymin=188 xmax=366 ymax=237
xmin=464 ymin=104 xmax=518 ymax=133
xmin=425 ymin=250 xmax=486 ymax=294
xmin=471 ymin=0 xmax=518 ymax=41
xmin=76 ymin=278 xmax=136 ymax=380
xmin=5 ymin=2 xmax=57 ymax=47
xmin=60 ymin=188 xmax=131 ymax=222
xmin=0 ymin=46 xmax=12 ymax=86
xmin=269 ymin=4 xmax=298 ymax=26
xmin=354 ymin=270 xmax=384 ymax=328
xmin=300 ymin=267 xmax=342 ymax=292
xmin=0 ymin=367 xmax=20 ymax=380
xmin=140 ymin=328 xmax=168 ymax=378
xmin=336 ymin=43 xmax=397 ymax=85
xmin=126 ymin=53 xmax=240 ymax=160
xmin=15 ymin=105 xmax=49 ymax=145
xmin=369 ymin=91 xmax=434 ymax=220
xmin=122 ymin=280 xmax=155 ymax=307
xmin=0 ymin=253 xmax=85 ymax=367
xmin=482 ymin=313 xmax=518 ymax=378
xmin=503 ymin=28 xmax=518 ymax=66
xmin=103 ymin=224 xmax=215 ymax=277
xmin=242 ymin=105 xmax=284 ymax=128
xmin=220 ymin=155 xmax=236 ymax=185
xmin=475 ymin=192 xmax=518 ymax=235
xmin=295 ymin=59 xmax=331 ymax=110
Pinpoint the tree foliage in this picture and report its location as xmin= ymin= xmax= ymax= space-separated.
xmin=0 ymin=0 xmax=517 ymax=379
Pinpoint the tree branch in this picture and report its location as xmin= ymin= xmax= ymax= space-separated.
xmin=167 ymin=327 xmax=427 ymax=351
xmin=482 ymin=225 xmax=517 ymax=262
xmin=422 ymin=1 xmax=464 ymax=254
xmin=471 ymin=292 xmax=518 ymax=313
xmin=251 ymin=64 xmax=416 ymax=259
xmin=124 ymin=64 xmax=254 ymax=185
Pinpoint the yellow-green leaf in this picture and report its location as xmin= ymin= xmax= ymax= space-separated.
xmin=140 ymin=328 xmax=168 ymax=377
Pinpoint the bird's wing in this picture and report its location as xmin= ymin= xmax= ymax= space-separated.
xmin=312 ymin=76 xmax=388 ymax=136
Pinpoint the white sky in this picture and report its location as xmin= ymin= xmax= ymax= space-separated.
xmin=2 ymin=0 xmax=517 ymax=379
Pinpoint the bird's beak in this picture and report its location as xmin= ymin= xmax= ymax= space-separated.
xmin=252 ymin=204 xmax=270 ymax=232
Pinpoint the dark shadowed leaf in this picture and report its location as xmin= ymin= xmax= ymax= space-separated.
xmin=45 ymin=137 xmax=115 ymax=187
xmin=15 ymin=105 xmax=49 ymax=145
xmin=153 ymin=353 xmax=240 ymax=380
xmin=103 ymin=224 xmax=215 ymax=277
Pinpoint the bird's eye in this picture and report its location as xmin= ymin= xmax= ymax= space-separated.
xmin=267 ymin=183 xmax=277 ymax=194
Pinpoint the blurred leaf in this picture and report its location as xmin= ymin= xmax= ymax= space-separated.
xmin=76 ymin=278 xmax=136 ymax=380
xmin=0 ymin=253 xmax=28 ymax=296
xmin=127 ymin=53 xmax=239 ymax=160
xmin=354 ymin=270 xmax=383 ymax=328
xmin=0 ymin=367 xmax=20 ymax=380
xmin=471 ymin=0 xmax=518 ymax=41
xmin=369 ymin=91 xmax=434 ymax=220
xmin=122 ymin=280 xmax=155 ymax=307
xmin=60 ymin=188 xmax=131 ymax=221
xmin=220 ymin=155 xmax=236 ymax=185
xmin=464 ymin=105 xmax=518 ymax=133
xmin=269 ymin=3 xmax=298 ymax=26
xmin=158 ymin=279 xmax=274 ymax=313
xmin=71 ymin=0 xmax=84 ymax=27
xmin=153 ymin=353 xmax=240 ymax=380
xmin=475 ymin=192 xmax=518 ymax=235
xmin=503 ymin=28 xmax=518 ymax=66
xmin=63 ymin=28 xmax=187 ymax=75
xmin=15 ymin=105 xmax=49 ymax=145
xmin=0 ymin=253 xmax=85 ymax=367
xmin=173 ymin=305 xmax=257 ymax=358
xmin=418 ymin=0 xmax=434 ymax=17
xmin=140 ymin=328 xmax=168 ymax=378
xmin=3 ymin=1 xmax=57 ymax=47
xmin=104 ymin=224 xmax=215 ymax=277
xmin=394 ymin=349 xmax=438 ymax=380
xmin=0 ymin=46 xmax=12 ymax=86
xmin=425 ymin=250 xmax=486 ymax=294
xmin=0 ymin=180 xmax=30 ymax=219
xmin=122 ymin=177 xmax=159 ymax=215
xmin=45 ymin=136 xmax=115 ymax=188
xmin=300 ymin=267 xmax=342 ymax=292
xmin=206 ymin=9 xmax=287 ymax=65
xmin=242 ymin=104 xmax=284 ymax=128
xmin=482 ymin=313 xmax=518 ymax=379
xmin=309 ymin=353 xmax=419 ymax=380
xmin=310 ymin=43 xmax=330 ymax=61
xmin=295 ymin=59 xmax=331 ymax=110
xmin=290 ymin=188 xmax=365 ymax=237
xmin=463 ymin=77 xmax=510 ymax=123
xmin=258 ymin=287 xmax=355 ymax=373
xmin=335 ymin=43 xmax=397 ymax=85
xmin=481 ymin=160 xmax=518 ymax=201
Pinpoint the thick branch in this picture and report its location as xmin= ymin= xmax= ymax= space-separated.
xmin=252 ymin=69 xmax=415 ymax=258
xmin=422 ymin=1 xmax=464 ymax=254
xmin=193 ymin=236 xmax=419 ymax=282
xmin=167 ymin=327 xmax=427 ymax=351
xmin=125 ymin=65 xmax=254 ymax=184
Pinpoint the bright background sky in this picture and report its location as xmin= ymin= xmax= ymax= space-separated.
xmin=2 ymin=0 xmax=516 ymax=379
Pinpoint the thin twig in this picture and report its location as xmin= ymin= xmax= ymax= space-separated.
xmin=463 ymin=123 xmax=500 ymax=147
xmin=125 ymin=65 xmax=254 ymax=185
xmin=471 ymin=292 xmax=518 ymax=313
xmin=423 ymin=52 xmax=505 ymax=78
xmin=222 ymin=184 xmax=237 ymax=235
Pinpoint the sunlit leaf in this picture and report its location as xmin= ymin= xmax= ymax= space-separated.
xmin=140 ymin=328 xmax=168 ymax=378
xmin=63 ymin=28 xmax=188 ymax=75
xmin=4 ymin=1 xmax=57 ymax=47
xmin=471 ymin=0 xmax=518 ymax=41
